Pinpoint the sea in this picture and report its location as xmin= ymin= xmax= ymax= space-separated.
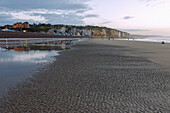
xmin=135 ymin=37 xmax=170 ymax=43
xmin=117 ymin=36 xmax=170 ymax=43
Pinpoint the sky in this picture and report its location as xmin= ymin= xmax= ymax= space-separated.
xmin=0 ymin=0 xmax=170 ymax=35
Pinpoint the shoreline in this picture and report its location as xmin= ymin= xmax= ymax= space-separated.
xmin=92 ymin=39 xmax=170 ymax=68
xmin=1 ymin=39 xmax=170 ymax=112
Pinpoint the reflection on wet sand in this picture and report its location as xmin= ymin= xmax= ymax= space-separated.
xmin=0 ymin=38 xmax=79 ymax=97
xmin=1 ymin=38 xmax=77 ymax=51
xmin=8 ymin=45 xmax=69 ymax=51
xmin=0 ymin=51 xmax=59 ymax=63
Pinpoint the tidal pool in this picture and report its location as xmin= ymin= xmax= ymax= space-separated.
xmin=0 ymin=38 xmax=77 ymax=97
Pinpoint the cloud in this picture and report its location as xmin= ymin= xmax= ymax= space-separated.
xmin=0 ymin=0 xmax=89 ymax=10
xmin=101 ymin=21 xmax=112 ymax=25
xmin=39 ymin=13 xmax=85 ymax=25
xmin=0 ymin=0 xmax=97 ymax=25
xmin=142 ymin=0 xmax=153 ymax=2
xmin=0 ymin=10 xmax=47 ymax=23
xmin=0 ymin=14 xmax=13 ymax=25
xmin=140 ymin=0 xmax=162 ymax=6
xmin=85 ymin=14 xmax=99 ymax=18
xmin=123 ymin=16 xmax=134 ymax=20
xmin=121 ymin=29 xmax=151 ymax=32
xmin=11 ymin=12 xmax=47 ymax=22
xmin=140 ymin=0 xmax=154 ymax=3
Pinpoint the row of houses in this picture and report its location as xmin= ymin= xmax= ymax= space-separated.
xmin=1 ymin=22 xmax=30 ymax=29
xmin=0 ymin=22 xmax=30 ymax=32
xmin=12 ymin=22 xmax=30 ymax=29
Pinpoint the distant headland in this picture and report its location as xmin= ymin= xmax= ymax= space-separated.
xmin=0 ymin=22 xmax=131 ymax=38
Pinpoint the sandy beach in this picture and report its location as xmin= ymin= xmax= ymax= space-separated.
xmin=1 ymin=39 xmax=170 ymax=112
xmin=97 ymin=39 xmax=170 ymax=68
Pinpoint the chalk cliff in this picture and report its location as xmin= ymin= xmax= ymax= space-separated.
xmin=48 ymin=25 xmax=131 ymax=38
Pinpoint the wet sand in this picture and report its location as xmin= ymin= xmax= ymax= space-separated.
xmin=95 ymin=39 xmax=170 ymax=68
xmin=1 ymin=39 xmax=170 ymax=112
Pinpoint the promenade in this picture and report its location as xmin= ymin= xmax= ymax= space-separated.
xmin=1 ymin=39 xmax=170 ymax=112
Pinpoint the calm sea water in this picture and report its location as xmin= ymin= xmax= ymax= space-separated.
xmin=0 ymin=38 xmax=79 ymax=97
xmin=135 ymin=37 xmax=170 ymax=43
xmin=116 ymin=36 xmax=170 ymax=43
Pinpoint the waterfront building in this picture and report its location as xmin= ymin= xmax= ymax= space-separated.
xmin=23 ymin=22 xmax=30 ymax=28
xmin=13 ymin=22 xmax=29 ymax=28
